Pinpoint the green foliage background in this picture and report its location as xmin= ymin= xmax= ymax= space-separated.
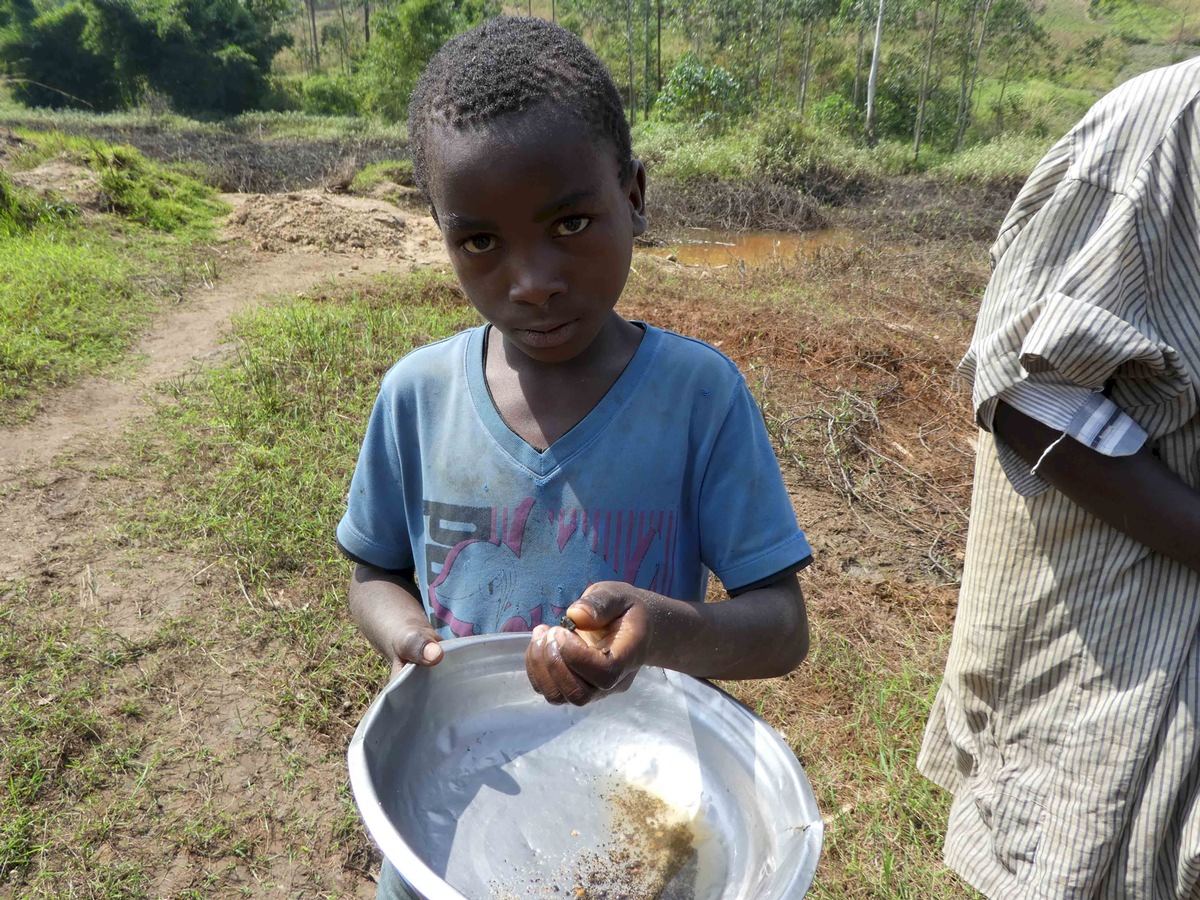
xmin=0 ymin=0 xmax=292 ymax=113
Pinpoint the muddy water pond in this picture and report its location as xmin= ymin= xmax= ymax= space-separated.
xmin=647 ymin=227 xmax=866 ymax=267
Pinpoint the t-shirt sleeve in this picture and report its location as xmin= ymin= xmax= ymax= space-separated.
xmin=698 ymin=377 xmax=812 ymax=592
xmin=963 ymin=174 xmax=1196 ymax=491
xmin=336 ymin=385 xmax=415 ymax=572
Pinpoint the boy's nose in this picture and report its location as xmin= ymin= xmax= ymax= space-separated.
xmin=507 ymin=252 xmax=567 ymax=306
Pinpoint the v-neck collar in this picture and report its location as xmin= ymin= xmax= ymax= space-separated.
xmin=465 ymin=323 xmax=660 ymax=477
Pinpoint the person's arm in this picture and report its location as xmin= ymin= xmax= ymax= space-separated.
xmin=348 ymin=563 xmax=444 ymax=681
xmin=993 ymin=400 xmax=1200 ymax=573
xmin=524 ymin=574 xmax=808 ymax=706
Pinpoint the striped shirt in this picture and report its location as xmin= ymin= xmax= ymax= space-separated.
xmin=919 ymin=58 xmax=1200 ymax=899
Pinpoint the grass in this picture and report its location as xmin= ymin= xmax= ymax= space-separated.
xmin=0 ymin=133 xmax=225 ymax=422
xmin=349 ymin=159 xmax=414 ymax=193
xmin=0 ymin=98 xmax=407 ymax=143
xmin=0 ymin=586 xmax=162 ymax=890
xmin=125 ymin=274 xmax=482 ymax=737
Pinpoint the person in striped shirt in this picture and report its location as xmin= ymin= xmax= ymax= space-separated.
xmin=920 ymin=57 xmax=1200 ymax=898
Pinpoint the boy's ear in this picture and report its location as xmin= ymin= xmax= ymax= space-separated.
xmin=626 ymin=159 xmax=648 ymax=237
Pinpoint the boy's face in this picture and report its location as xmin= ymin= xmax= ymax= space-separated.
xmin=425 ymin=107 xmax=647 ymax=364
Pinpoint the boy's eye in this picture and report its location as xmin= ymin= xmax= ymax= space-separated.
xmin=460 ymin=234 xmax=497 ymax=255
xmin=554 ymin=216 xmax=591 ymax=237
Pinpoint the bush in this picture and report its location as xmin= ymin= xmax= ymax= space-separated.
xmin=656 ymin=54 xmax=746 ymax=129
xmin=351 ymin=160 xmax=414 ymax=192
xmin=300 ymin=74 xmax=358 ymax=116
xmin=1 ymin=2 xmax=121 ymax=110
xmin=934 ymin=133 xmax=1054 ymax=183
xmin=0 ymin=0 xmax=292 ymax=114
xmin=85 ymin=142 xmax=225 ymax=234
xmin=808 ymin=93 xmax=857 ymax=136
xmin=754 ymin=115 xmax=867 ymax=203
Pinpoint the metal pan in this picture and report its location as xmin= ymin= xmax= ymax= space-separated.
xmin=348 ymin=633 xmax=822 ymax=899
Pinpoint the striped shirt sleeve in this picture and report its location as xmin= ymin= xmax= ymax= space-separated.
xmin=983 ymin=378 xmax=1148 ymax=496
xmin=962 ymin=166 xmax=1197 ymax=459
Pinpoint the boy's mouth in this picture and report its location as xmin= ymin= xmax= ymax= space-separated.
xmin=515 ymin=320 xmax=577 ymax=349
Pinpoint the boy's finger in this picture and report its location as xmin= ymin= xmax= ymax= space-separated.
xmin=397 ymin=630 xmax=442 ymax=666
xmin=571 ymin=595 xmax=628 ymax=629
xmin=554 ymin=628 xmax=626 ymax=692
xmin=529 ymin=629 xmax=596 ymax=705
xmin=421 ymin=641 xmax=443 ymax=663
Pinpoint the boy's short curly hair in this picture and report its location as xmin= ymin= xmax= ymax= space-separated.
xmin=407 ymin=16 xmax=632 ymax=199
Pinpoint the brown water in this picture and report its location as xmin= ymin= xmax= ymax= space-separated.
xmin=647 ymin=227 xmax=863 ymax=267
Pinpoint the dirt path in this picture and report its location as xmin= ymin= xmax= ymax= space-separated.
xmin=1 ymin=192 xmax=444 ymax=475
xmin=1 ymin=193 xmax=447 ymax=897
xmin=1 ymin=191 xmax=446 ymax=570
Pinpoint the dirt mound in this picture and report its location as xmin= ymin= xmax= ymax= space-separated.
xmin=0 ymin=127 xmax=23 ymax=164
xmin=225 ymin=190 xmax=443 ymax=260
xmin=10 ymin=157 xmax=103 ymax=208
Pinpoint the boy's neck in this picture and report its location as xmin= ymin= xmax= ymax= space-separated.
xmin=484 ymin=314 xmax=644 ymax=452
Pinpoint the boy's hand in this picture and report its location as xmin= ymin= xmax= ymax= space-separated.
xmin=347 ymin=563 xmax=446 ymax=682
xmin=387 ymin=620 xmax=444 ymax=681
xmin=525 ymin=582 xmax=654 ymax=706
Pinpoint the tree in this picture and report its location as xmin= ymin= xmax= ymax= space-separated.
xmin=794 ymin=0 xmax=838 ymax=114
xmin=863 ymin=0 xmax=883 ymax=143
xmin=913 ymin=0 xmax=939 ymax=161
xmin=355 ymin=0 xmax=497 ymax=121
xmin=1 ymin=0 xmax=291 ymax=113
xmin=304 ymin=0 xmax=319 ymax=68
xmin=950 ymin=0 xmax=995 ymax=149
xmin=1 ymin=1 xmax=120 ymax=109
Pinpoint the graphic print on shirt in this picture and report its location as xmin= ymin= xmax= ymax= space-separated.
xmin=424 ymin=498 xmax=679 ymax=636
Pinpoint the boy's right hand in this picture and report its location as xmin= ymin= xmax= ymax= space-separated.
xmin=387 ymin=622 xmax=444 ymax=681
xmin=348 ymin=563 xmax=444 ymax=683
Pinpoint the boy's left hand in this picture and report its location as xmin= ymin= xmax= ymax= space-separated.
xmin=525 ymin=582 xmax=654 ymax=706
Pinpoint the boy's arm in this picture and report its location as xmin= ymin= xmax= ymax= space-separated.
xmin=349 ymin=563 xmax=444 ymax=680
xmin=525 ymin=574 xmax=809 ymax=707
xmin=993 ymin=401 xmax=1200 ymax=573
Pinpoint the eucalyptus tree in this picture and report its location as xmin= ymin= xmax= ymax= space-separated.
xmin=794 ymin=0 xmax=839 ymax=113
xmin=913 ymin=0 xmax=940 ymax=160
xmin=986 ymin=0 xmax=1051 ymax=132
xmin=863 ymin=0 xmax=883 ymax=143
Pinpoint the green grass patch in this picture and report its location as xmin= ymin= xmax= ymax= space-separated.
xmin=0 ymin=98 xmax=407 ymax=143
xmin=0 ymin=169 xmax=76 ymax=237
xmin=934 ymin=133 xmax=1058 ymax=183
xmin=350 ymin=159 xmax=414 ymax=193
xmin=0 ymin=132 xmax=225 ymax=421
xmin=9 ymin=132 xmax=227 ymax=237
xmin=731 ymin=624 xmax=975 ymax=899
xmin=130 ymin=273 xmax=480 ymax=729
xmin=0 ymin=227 xmax=151 ymax=416
xmin=0 ymin=589 xmax=156 ymax=884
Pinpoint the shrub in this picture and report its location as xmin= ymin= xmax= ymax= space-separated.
xmin=351 ymin=160 xmax=414 ymax=193
xmin=0 ymin=0 xmax=292 ymax=114
xmin=754 ymin=115 xmax=867 ymax=203
xmin=656 ymin=54 xmax=747 ymax=129
xmin=300 ymin=74 xmax=358 ymax=116
xmin=86 ymin=142 xmax=225 ymax=233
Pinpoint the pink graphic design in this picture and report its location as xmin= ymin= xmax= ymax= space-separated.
xmin=426 ymin=498 xmax=674 ymax=637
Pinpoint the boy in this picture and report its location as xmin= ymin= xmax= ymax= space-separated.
xmin=920 ymin=59 xmax=1200 ymax=898
xmin=336 ymin=16 xmax=812 ymax=895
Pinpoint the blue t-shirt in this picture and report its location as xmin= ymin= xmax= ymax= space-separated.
xmin=337 ymin=323 xmax=812 ymax=638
